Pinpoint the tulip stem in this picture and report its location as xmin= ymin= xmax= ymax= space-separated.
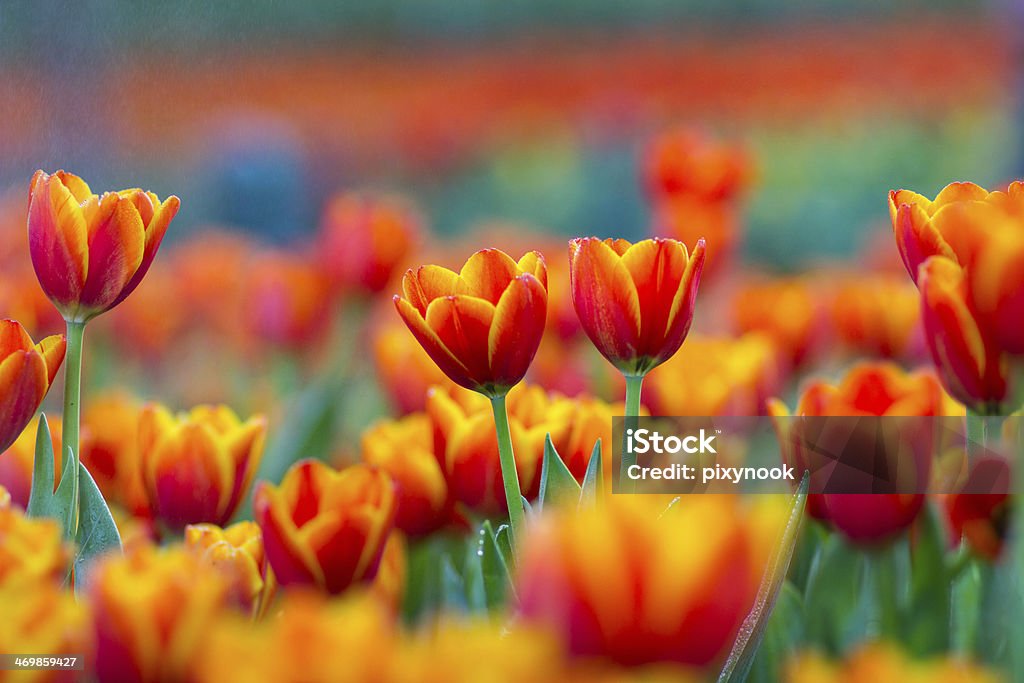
xmin=62 ymin=320 xmax=86 ymax=536
xmin=620 ymin=374 xmax=644 ymax=491
xmin=490 ymin=394 xmax=524 ymax=544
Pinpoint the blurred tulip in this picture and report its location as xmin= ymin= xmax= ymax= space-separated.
xmin=569 ymin=237 xmax=705 ymax=376
xmin=516 ymin=495 xmax=783 ymax=670
xmin=733 ymin=276 xmax=822 ymax=368
xmin=361 ymin=414 xmax=454 ymax=537
xmin=0 ymin=318 xmax=65 ymax=452
xmin=651 ymin=196 xmax=739 ymax=280
xmin=185 ymin=521 xmax=275 ymax=618
xmin=318 ymin=192 xmax=424 ymax=294
xmin=945 ymin=455 xmax=1011 ymax=561
xmin=253 ymin=461 xmax=397 ymax=595
xmin=139 ymin=404 xmax=267 ymax=531
xmin=369 ymin=532 xmax=406 ymax=612
xmin=245 ymin=252 xmax=332 ymax=352
xmin=0 ymin=583 xmax=91 ymax=683
xmin=643 ymin=128 xmax=749 ymax=202
xmin=0 ymin=503 xmax=71 ymax=588
xmin=544 ymin=393 xmax=618 ymax=482
xmin=81 ymin=392 xmax=149 ymax=518
xmin=0 ymin=416 xmax=61 ymax=509
xmin=830 ymin=274 xmax=922 ymax=359
xmin=90 ymin=546 xmax=229 ymax=683
xmin=0 ymin=484 xmax=9 ymax=509
xmin=646 ymin=333 xmax=779 ymax=416
xmin=27 ymin=170 xmax=179 ymax=322
xmin=371 ymin=314 xmax=452 ymax=414
xmin=394 ymin=248 xmax=548 ymax=397
xmin=785 ymin=643 xmax=1000 ymax=683
xmin=770 ymin=362 xmax=945 ymax=543
xmin=918 ymin=257 xmax=1008 ymax=414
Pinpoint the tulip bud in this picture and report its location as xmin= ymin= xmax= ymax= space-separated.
xmin=253 ymin=461 xmax=397 ymax=595
xmin=27 ymin=170 xmax=179 ymax=323
xmin=139 ymin=404 xmax=267 ymax=531
xmin=0 ymin=318 xmax=65 ymax=453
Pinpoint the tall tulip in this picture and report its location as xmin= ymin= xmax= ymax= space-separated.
xmin=0 ymin=319 xmax=64 ymax=453
xmin=394 ymin=248 xmax=547 ymax=539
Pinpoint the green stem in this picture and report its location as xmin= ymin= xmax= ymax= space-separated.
xmin=62 ymin=320 xmax=85 ymax=536
xmin=620 ymin=374 xmax=644 ymax=490
xmin=490 ymin=395 xmax=524 ymax=545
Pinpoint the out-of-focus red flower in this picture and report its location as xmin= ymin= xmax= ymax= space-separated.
xmin=27 ymin=170 xmax=179 ymax=322
xmin=830 ymin=274 xmax=923 ymax=360
xmin=361 ymin=414 xmax=454 ymax=537
xmin=81 ymin=392 xmax=149 ymax=518
xmin=569 ymin=237 xmax=705 ymax=376
xmin=244 ymin=253 xmax=332 ymax=352
xmin=516 ymin=495 xmax=784 ymax=670
xmin=105 ymin=264 xmax=187 ymax=359
xmin=770 ymin=363 xmax=945 ymax=543
xmin=90 ymin=546 xmax=229 ymax=683
xmin=733 ymin=276 xmax=822 ymax=369
xmin=643 ymin=128 xmax=749 ymax=202
xmin=139 ymin=404 xmax=266 ymax=531
xmin=318 ymin=192 xmax=424 ymax=294
xmin=394 ymin=249 xmax=548 ymax=397
xmin=253 ymin=461 xmax=397 ymax=595
xmin=185 ymin=521 xmax=276 ymax=618
xmin=646 ymin=333 xmax=779 ymax=416
xmin=371 ymin=313 xmax=452 ymax=414
xmin=0 ymin=503 xmax=71 ymax=589
xmin=919 ymin=257 xmax=1008 ymax=415
xmin=945 ymin=455 xmax=1011 ymax=561
xmin=0 ymin=318 xmax=65 ymax=452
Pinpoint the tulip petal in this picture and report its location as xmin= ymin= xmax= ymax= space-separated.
xmin=79 ymin=195 xmax=146 ymax=314
xmin=395 ymin=296 xmax=475 ymax=389
xmin=28 ymin=173 xmax=90 ymax=308
xmin=253 ymin=483 xmax=326 ymax=587
xmin=569 ymin=238 xmax=642 ymax=369
xmin=621 ymin=239 xmax=689 ymax=358
xmin=0 ymin=350 xmax=47 ymax=452
xmin=402 ymin=266 xmax=462 ymax=315
xmin=932 ymin=181 xmax=989 ymax=209
xmin=488 ymin=274 xmax=547 ymax=390
xmin=110 ymin=194 xmax=179 ymax=310
xmin=33 ymin=334 xmax=66 ymax=387
xmin=459 ymin=249 xmax=521 ymax=304
xmin=517 ymin=251 xmax=548 ymax=289
xmin=0 ymin=319 xmax=35 ymax=357
xmin=425 ymin=295 xmax=496 ymax=387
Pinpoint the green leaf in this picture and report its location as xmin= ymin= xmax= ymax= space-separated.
xmin=579 ymin=439 xmax=603 ymax=507
xmin=538 ymin=434 xmax=580 ymax=511
xmin=440 ymin=554 xmax=467 ymax=612
xmin=73 ymin=461 xmax=122 ymax=592
xmin=718 ymin=471 xmax=808 ymax=683
xmin=494 ymin=523 xmax=515 ymax=571
xmin=27 ymin=422 xmax=76 ymax=541
xmin=906 ymin=503 xmax=951 ymax=655
xmin=747 ymin=582 xmax=805 ymax=683
xmin=950 ymin=560 xmax=983 ymax=656
xmin=479 ymin=520 xmax=514 ymax=609
xmin=803 ymin=534 xmax=871 ymax=655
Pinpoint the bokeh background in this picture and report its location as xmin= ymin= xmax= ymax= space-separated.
xmin=1 ymin=0 xmax=1019 ymax=267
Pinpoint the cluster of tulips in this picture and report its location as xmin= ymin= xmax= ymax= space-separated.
xmin=0 ymin=128 xmax=1019 ymax=682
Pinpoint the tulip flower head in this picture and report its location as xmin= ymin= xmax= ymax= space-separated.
xmin=253 ymin=461 xmax=397 ymax=595
xmin=0 ymin=318 xmax=65 ymax=453
xmin=139 ymin=404 xmax=267 ymax=531
xmin=185 ymin=521 xmax=275 ymax=617
xmin=569 ymin=237 xmax=705 ymax=376
xmin=27 ymin=170 xmax=179 ymax=323
xmin=394 ymin=249 xmax=548 ymax=398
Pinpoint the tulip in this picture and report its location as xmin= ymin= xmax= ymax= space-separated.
xmin=139 ymin=404 xmax=267 ymax=531
xmin=830 ymin=274 xmax=922 ymax=360
xmin=642 ymin=128 xmax=749 ymax=202
xmin=394 ymin=248 xmax=547 ymax=397
xmin=185 ymin=521 xmax=275 ymax=618
xmin=27 ymin=170 xmax=180 ymax=324
xmin=967 ymin=228 xmax=1024 ymax=356
xmin=0 ymin=503 xmax=71 ymax=588
xmin=516 ymin=495 xmax=783 ymax=670
xmin=90 ymin=546 xmax=229 ymax=683
xmin=733 ymin=276 xmax=822 ymax=369
xmin=361 ymin=413 xmax=454 ymax=537
xmin=0 ymin=318 xmax=65 ymax=453
xmin=0 ymin=583 xmax=91 ymax=682
xmin=318 ymin=192 xmax=423 ymax=294
xmin=371 ymin=315 xmax=451 ymax=414
xmin=770 ymin=363 xmax=945 ymax=544
xmin=81 ymin=392 xmax=149 ymax=518
xmin=244 ymin=253 xmax=332 ymax=352
xmin=569 ymin=237 xmax=705 ymax=378
xmin=918 ymin=257 xmax=1008 ymax=415
xmin=786 ymin=643 xmax=1001 ymax=683
xmin=945 ymin=455 xmax=1011 ymax=561
xmin=394 ymin=248 xmax=548 ymax=538
xmin=253 ymin=461 xmax=396 ymax=595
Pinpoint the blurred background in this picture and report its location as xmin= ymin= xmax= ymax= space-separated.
xmin=1 ymin=0 xmax=1019 ymax=267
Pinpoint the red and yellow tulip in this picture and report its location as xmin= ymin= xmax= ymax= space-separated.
xmin=394 ymin=248 xmax=548 ymax=397
xmin=185 ymin=521 xmax=276 ymax=618
xmin=786 ymin=643 xmax=1001 ymax=683
xmin=0 ymin=318 xmax=65 ymax=453
xmin=0 ymin=503 xmax=71 ymax=589
xmin=139 ymin=404 xmax=267 ymax=531
xmin=253 ymin=461 xmax=397 ymax=595
xmin=27 ymin=170 xmax=179 ymax=322
xmin=1 ymin=583 xmax=91 ymax=683
xmin=568 ymin=237 xmax=705 ymax=376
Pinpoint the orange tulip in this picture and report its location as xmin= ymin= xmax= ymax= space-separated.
xmin=516 ymin=495 xmax=783 ymax=670
xmin=785 ymin=643 xmax=1001 ymax=683
xmin=361 ymin=414 xmax=454 ymax=537
xmin=81 ymin=392 xmax=149 ymax=518
xmin=244 ymin=252 xmax=332 ymax=352
xmin=642 ymin=128 xmax=749 ymax=202
xmin=394 ymin=248 xmax=548 ymax=397
xmin=139 ymin=404 xmax=267 ymax=531
xmin=733 ymin=276 xmax=822 ymax=368
xmin=967 ymin=227 xmax=1024 ymax=355
xmin=651 ymin=196 xmax=739 ymax=279
xmin=568 ymin=237 xmax=705 ymax=376
xmin=945 ymin=455 xmax=1011 ymax=561
xmin=253 ymin=461 xmax=397 ymax=595
xmin=185 ymin=521 xmax=276 ymax=618
xmin=1 ymin=583 xmax=91 ymax=683
xmin=318 ymin=192 xmax=424 ymax=294
xmin=918 ymin=257 xmax=1008 ymax=414
xmin=90 ymin=546 xmax=229 ymax=683
xmin=0 ymin=503 xmax=71 ymax=588
xmin=830 ymin=274 xmax=922 ymax=360
xmin=770 ymin=363 xmax=944 ymax=543
xmin=0 ymin=318 xmax=64 ymax=453
xmin=27 ymin=170 xmax=179 ymax=322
